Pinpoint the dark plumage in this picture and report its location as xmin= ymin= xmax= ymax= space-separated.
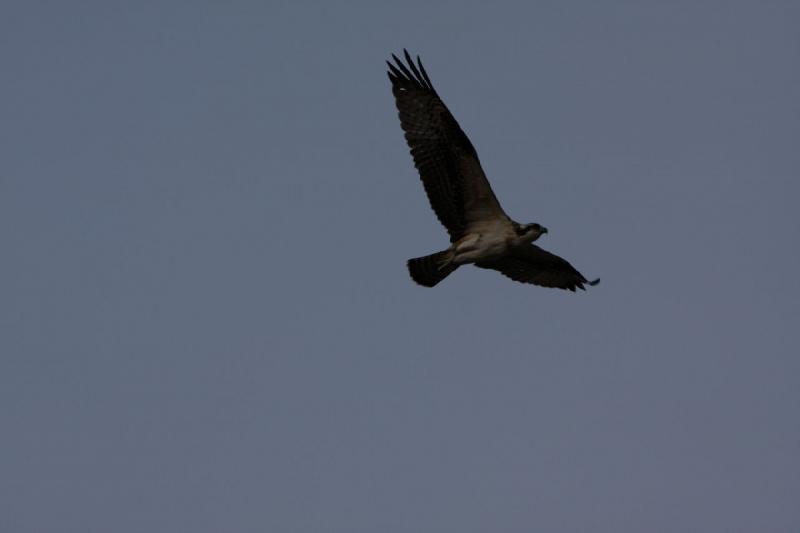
xmin=388 ymin=50 xmax=599 ymax=291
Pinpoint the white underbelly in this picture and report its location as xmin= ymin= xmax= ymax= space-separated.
xmin=453 ymin=232 xmax=508 ymax=264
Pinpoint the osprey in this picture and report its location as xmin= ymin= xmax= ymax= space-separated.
xmin=387 ymin=50 xmax=599 ymax=291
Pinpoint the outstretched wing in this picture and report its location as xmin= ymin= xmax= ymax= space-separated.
xmin=476 ymin=245 xmax=600 ymax=292
xmin=387 ymin=50 xmax=508 ymax=241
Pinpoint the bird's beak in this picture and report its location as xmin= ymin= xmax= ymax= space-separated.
xmin=542 ymin=227 xmax=549 ymax=234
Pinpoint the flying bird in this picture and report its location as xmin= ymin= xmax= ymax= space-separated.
xmin=387 ymin=50 xmax=599 ymax=291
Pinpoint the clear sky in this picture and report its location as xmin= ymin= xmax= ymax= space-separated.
xmin=2 ymin=1 xmax=799 ymax=532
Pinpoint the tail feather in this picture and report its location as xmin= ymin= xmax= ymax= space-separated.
xmin=407 ymin=251 xmax=457 ymax=287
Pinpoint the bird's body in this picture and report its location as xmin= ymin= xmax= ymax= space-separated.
xmin=449 ymin=220 xmax=537 ymax=264
xmin=387 ymin=50 xmax=598 ymax=291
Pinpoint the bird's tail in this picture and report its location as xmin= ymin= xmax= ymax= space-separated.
xmin=407 ymin=250 xmax=458 ymax=287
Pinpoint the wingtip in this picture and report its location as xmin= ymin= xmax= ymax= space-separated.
xmin=387 ymin=49 xmax=434 ymax=90
xmin=588 ymin=278 xmax=600 ymax=286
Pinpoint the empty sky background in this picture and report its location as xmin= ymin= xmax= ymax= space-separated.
xmin=2 ymin=1 xmax=799 ymax=532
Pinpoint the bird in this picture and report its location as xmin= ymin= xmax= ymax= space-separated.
xmin=387 ymin=50 xmax=599 ymax=292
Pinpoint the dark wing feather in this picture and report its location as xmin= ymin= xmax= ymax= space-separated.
xmin=387 ymin=50 xmax=508 ymax=241
xmin=476 ymin=245 xmax=600 ymax=292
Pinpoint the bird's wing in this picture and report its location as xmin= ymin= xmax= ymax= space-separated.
xmin=475 ymin=244 xmax=600 ymax=291
xmin=387 ymin=50 xmax=508 ymax=242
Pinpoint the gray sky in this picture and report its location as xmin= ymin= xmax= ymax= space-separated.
xmin=2 ymin=1 xmax=799 ymax=532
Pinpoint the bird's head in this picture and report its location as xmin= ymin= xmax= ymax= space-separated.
xmin=515 ymin=222 xmax=548 ymax=243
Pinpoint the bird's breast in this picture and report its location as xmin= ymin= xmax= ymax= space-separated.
xmin=453 ymin=229 xmax=509 ymax=264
